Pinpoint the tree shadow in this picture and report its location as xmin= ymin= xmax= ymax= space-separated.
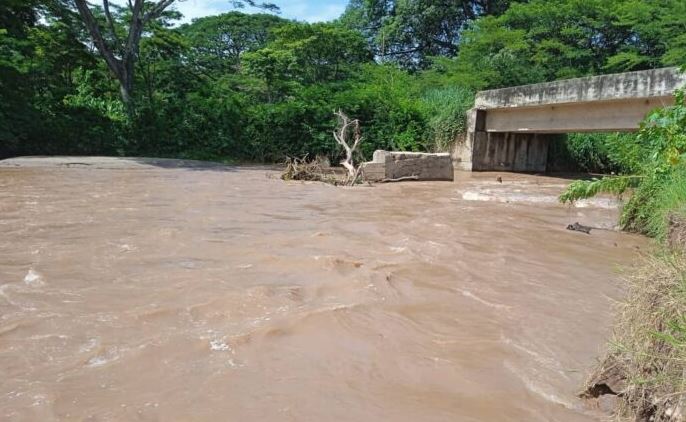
xmin=128 ymin=157 xmax=239 ymax=172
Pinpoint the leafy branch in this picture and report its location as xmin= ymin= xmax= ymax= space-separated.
xmin=559 ymin=175 xmax=641 ymax=203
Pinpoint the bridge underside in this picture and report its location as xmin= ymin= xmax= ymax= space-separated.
xmin=455 ymin=67 xmax=684 ymax=172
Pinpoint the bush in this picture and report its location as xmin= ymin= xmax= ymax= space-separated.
xmin=421 ymin=86 xmax=474 ymax=152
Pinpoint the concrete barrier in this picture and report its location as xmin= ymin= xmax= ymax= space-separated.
xmin=362 ymin=150 xmax=454 ymax=181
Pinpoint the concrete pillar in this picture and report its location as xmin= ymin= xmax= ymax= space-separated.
xmin=453 ymin=108 xmax=485 ymax=171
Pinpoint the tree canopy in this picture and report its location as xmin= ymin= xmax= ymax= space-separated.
xmin=0 ymin=0 xmax=684 ymax=162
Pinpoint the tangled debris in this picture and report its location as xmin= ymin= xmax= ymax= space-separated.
xmin=280 ymin=156 xmax=330 ymax=182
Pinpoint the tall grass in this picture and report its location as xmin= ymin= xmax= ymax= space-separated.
xmin=565 ymin=133 xmax=637 ymax=173
xmin=590 ymin=253 xmax=686 ymax=420
xmin=643 ymin=165 xmax=686 ymax=241
xmin=420 ymin=86 xmax=474 ymax=152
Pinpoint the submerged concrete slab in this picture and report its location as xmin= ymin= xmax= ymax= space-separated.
xmin=0 ymin=156 xmax=235 ymax=170
xmin=362 ymin=150 xmax=454 ymax=181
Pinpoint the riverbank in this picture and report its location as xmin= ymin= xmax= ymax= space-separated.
xmin=583 ymin=223 xmax=686 ymax=421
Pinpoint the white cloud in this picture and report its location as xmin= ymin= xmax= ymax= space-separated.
xmin=169 ymin=0 xmax=347 ymax=24
xmin=170 ymin=0 xmax=231 ymax=23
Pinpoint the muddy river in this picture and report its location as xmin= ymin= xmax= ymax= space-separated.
xmin=0 ymin=157 xmax=645 ymax=421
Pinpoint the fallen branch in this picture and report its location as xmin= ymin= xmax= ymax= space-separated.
xmin=378 ymin=175 xmax=419 ymax=183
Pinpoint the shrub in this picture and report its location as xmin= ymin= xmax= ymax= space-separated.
xmin=421 ymin=86 xmax=474 ymax=152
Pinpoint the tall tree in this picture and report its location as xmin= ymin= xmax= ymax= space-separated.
xmin=71 ymin=0 xmax=277 ymax=106
xmin=242 ymin=22 xmax=371 ymax=101
xmin=340 ymin=0 xmax=513 ymax=68
xmin=453 ymin=0 xmax=686 ymax=89
xmin=179 ymin=12 xmax=285 ymax=77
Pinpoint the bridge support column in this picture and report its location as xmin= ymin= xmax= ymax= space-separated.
xmin=455 ymin=108 xmax=561 ymax=172
xmin=453 ymin=108 xmax=483 ymax=171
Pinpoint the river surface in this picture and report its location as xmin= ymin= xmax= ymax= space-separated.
xmin=0 ymin=157 xmax=645 ymax=421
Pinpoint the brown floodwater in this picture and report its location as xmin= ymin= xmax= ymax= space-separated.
xmin=0 ymin=157 xmax=646 ymax=421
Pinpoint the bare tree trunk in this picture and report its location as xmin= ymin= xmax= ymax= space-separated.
xmin=72 ymin=0 xmax=277 ymax=109
xmin=72 ymin=0 xmax=173 ymax=108
xmin=333 ymin=110 xmax=364 ymax=185
xmin=119 ymin=74 xmax=133 ymax=109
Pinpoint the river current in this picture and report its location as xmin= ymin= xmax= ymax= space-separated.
xmin=0 ymin=157 xmax=645 ymax=421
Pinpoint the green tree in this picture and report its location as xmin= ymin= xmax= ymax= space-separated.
xmin=247 ymin=23 xmax=372 ymax=84
xmin=340 ymin=0 xmax=513 ymax=68
xmin=179 ymin=12 xmax=285 ymax=77
xmin=70 ymin=0 xmax=278 ymax=106
xmin=454 ymin=0 xmax=686 ymax=89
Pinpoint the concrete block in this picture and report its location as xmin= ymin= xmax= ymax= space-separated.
xmin=360 ymin=162 xmax=385 ymax=181
xmin=362 ymin=150 xmax=454 ymax=181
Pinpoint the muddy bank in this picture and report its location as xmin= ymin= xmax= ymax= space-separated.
xmin=0 ymin=157 xmax=646 ymax=421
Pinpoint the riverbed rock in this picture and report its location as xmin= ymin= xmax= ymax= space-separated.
xmin=361 ymin=150 xmax=454 ymax=182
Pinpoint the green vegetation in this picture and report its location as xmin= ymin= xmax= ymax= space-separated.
xmin=560 ymin=89 xmax=686 ymax=237
xmin=421 ymin=86 xmax=475 ymax=152
xmin=2 ymin=0 xmax=684 ymax=165
xmin=589 ymin=253 xmax=686 ymax=421
xmin=561 ymin=133 xmax=633 ymax=174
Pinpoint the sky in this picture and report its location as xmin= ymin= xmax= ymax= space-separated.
xmin=169 ymin=0 xmax=349 ymax=24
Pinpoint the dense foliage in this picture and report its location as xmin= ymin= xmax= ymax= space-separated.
xmin=0 ymin=0 xmax=684 ymax=168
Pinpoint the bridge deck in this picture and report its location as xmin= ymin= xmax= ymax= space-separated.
xmin=475 ymin=67 xmax=684 ymax=110
xmin=457 ymin=67 xmax=686 ymax=171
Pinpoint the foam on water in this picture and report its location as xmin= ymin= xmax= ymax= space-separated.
xmin=23 ymin=269 xmax=44 ymax=287
xmin=86 ymin=348 xmax=120 ymax=368
xmin=209 ymin=339 xmax=231 ymax=352
xmin=460 ymin=188 xmax=620 ymax=209
xmin=461 ymin=290 xmax=511 ymax=310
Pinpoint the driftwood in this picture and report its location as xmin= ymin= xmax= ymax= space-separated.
xmin=378 ymin=175 xmax=419 ymax=183
xmin=281 ymin=156 xmax=328 ymax=182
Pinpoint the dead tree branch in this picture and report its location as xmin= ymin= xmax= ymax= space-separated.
xmin=333 ymin=110 xmax=364 ymax=185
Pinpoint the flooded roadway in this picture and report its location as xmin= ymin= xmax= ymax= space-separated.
xmin=0 ymin=157 xmax=645 ymax=421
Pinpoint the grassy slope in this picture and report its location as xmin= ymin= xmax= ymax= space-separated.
xmin=590 ymin=252 xmax=686 ymax=421
xmin=583 ymin=170 xmax=686 ymax=420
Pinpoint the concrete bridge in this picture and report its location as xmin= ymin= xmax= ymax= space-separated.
xmin=455 ymin=67 xmax=686 ymax=172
